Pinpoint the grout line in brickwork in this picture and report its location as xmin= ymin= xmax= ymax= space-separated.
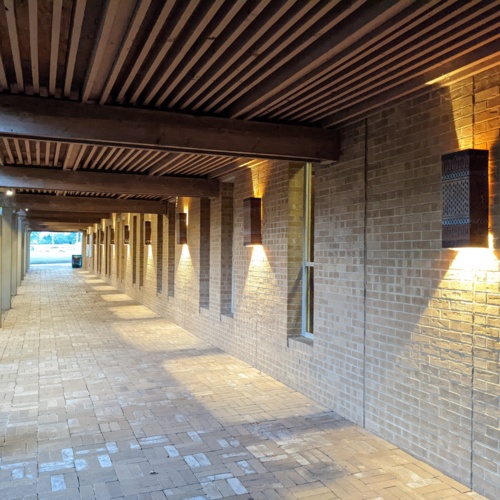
xmin=470 ymin=277 xmax=476 ymax=490
xmin=362 ymin=118 xmax=368 ymax=429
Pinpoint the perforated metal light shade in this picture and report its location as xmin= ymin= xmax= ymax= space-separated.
xmin=176 ymin=213 xmax=187 ymax=244
xmin=145 ymin=221 xmax=152 ymax=245
xmin=243 ymin=197 xmax=262 ymax=246
xmin=442 ymin=149 xmax=488 ymax=248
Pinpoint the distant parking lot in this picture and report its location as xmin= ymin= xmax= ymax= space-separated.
xmin=30 ymin=244 xmax=81 ymax=265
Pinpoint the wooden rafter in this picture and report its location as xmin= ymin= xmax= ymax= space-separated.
xmin=0 ymin=165 xmax=219 ymax=198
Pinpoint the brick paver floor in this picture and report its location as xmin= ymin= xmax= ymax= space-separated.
xmin=0 ymin=265 xmax=487 ymax=500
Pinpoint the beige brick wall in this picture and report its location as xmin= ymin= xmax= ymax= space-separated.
xmin=84 ymin=65 xmax=500 ymax=498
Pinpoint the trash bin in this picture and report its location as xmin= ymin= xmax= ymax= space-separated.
xmin=72 ymin=255 xmax=82 ymax=268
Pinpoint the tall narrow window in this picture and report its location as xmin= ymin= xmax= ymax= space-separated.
xmin=156 ymin=215 xmax=163 ymax=294
xmin=139 ymin=214 xmax=145 ymax=287
xmin=199 ymin=199 xmax=211 ymax=309
xmin=302 ymin=163 xmax=314 ymax=338
xmin=220 ymin=184 xmax=234 ymax=315
xmin=167 ymin=203 xmax=176 ymax=296
xmin=132 ymin=216 xmax=137 ymax=285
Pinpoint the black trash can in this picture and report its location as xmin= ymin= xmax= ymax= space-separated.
xmin=72 ymin=255 xmax=82 ymax=268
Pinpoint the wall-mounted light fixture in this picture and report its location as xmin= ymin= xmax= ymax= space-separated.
xmin=176 ymin=213 xmax=187 ymax=244
xmin=243 ymin=197 xmax=262 ymax=246
xmin=145 ymin=220 xmax=152 ymax=245
xmin=124 ymin=225 xmax=130 ymax=244
xmin=110 ymin=228 xmax=115 ymax=245
xmin=6 ymin=189 xmax=14 ymax=196
xmin=442 ymin=149 xmax=489 ymax=248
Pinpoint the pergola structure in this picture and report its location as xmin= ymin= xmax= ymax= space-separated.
xmin=0 ymin=0 xmax=496 ymax=229
xmin=0 ymin=2 xmax=499 ymax=499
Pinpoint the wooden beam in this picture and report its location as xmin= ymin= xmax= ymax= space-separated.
xmin=0 ymin=165 xmax=219 ymax=198
xmin=27 ymin=213 xmax=106 ymax=224
xmin=2 ymin=193 xmax=167 ymax=214
xmin=27 ymin=209 xmax=108 ymax=219
xmin=0 ymin=95 xmax=339 ymax=162
xmin=28 ymin=222 xmax=89 ymax=230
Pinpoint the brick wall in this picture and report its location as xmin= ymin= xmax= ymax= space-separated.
xmin=84 ymin=65 xmax=500 ymax=498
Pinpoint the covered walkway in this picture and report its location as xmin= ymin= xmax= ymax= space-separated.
xmin=0 ymin=266 xmax=485 ymax=500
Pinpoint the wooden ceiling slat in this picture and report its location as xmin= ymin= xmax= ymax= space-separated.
xmin=99 ymin=0 xmax=151 ymax=105
xmin=90 ymin=146 xmax=108 ymax=170
xmin=171 ymin=154 xmax=208 ymax=176
xmin=134 ymin=150 xmax=163 ymax=173
xmin=130 ymin=0 xmax=200 ymax=105
xmin=98 ymin=147 xmax=118 ymax=170
xmin=168 ymin=0 xmax=272 ymax=109
xmin=203 ymin=0 xmax=324 ymax=114
xmin=28 ymin=0 xmax=39 ymax=94
xmin=305 ymin=20 xmax=500 ymax=123
xmin=182 ymin=155 xmax=229 ymax=176
xmin=81 ymin=0 xmax=120 ymax=103
xmin=0 ymin=54 xmax=8 ymax=90
xmin=243 ymin=0 xmax=449 ymax=120
xmin=144 ymin=152 xmax=181 ymax=175
xmin=53 ymin=142 xmax=61 ymax=167
xmin=3 ymin=138 xmax=15 ymax=164
xmin=64 ymin=0 xmax=87 ymax=98
xmin=154 ymin=0 xmax=244 ymax=107
xmin=62 ymin=143 xmax=74 ymax=169
xmin=321 ymin=40 xmax=500 ymax=128
xmin=111 ymin=148 xmax=134 ymax=171
xmin=225 ymin=0 xmax=412 ymax=119
xmin=49 ymin=0 xmax=63 ymax=96
xmin=72 ymin=144 xmax=87 ymax=171
xmin=149 ymin=153 xmax=192 ymax=176
xmin=44 ymin=142 xmax=50 ymax=166
xmin=116 ymin=1 xmax=176 ymax=104
xmin=272 ymin=0 xmax=489 ymax=122
xmin=24 ymin=139 xmax=32 ymax=164
xmin=117 ymin=149 xmax=142 ymax=172
xmin=4 ymin=0 xmax=24 ymax=92
xmin=185 ymin=0 xmax=346 ymax=112
xmin=142 ymin=0 xmax=224 ymax=106
xmin=13 ymin=138 xmax=23 ymax=164
xmin=35 ymin=140 xmax=40 ymax=165
xmin=82 ymin=145 xmax=98 ymax=169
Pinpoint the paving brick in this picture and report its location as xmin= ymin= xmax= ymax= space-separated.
xmin=0 ymin=265 xmax=490 ymax=499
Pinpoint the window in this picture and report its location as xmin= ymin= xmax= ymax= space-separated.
xmin=302 ymin=163 xmax=314 ymax=338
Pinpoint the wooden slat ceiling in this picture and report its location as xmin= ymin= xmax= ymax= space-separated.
xmin=0 ymin=0 xmax=498 ymax=229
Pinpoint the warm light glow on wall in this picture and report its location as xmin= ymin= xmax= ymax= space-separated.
xmin=180 ymin=242 xmax=191 ymax=261
xmin=249 ymin=244 xmax=267 ymax=265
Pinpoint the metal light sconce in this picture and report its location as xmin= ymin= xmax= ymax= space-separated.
xmin=110 ymin=228 xmax=115 ymax=245
xmin=176 ymin=213 xmax=187 ymax=244
xmin=442 ymin=149 xmax=489 ymax=248
xmin=145 ymin=220 xmax=152 ymax=245
xmin=243 ymin=197 xmax=262 ymax=246
xmin=124 ymin=225 xmax=130 ymax=244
